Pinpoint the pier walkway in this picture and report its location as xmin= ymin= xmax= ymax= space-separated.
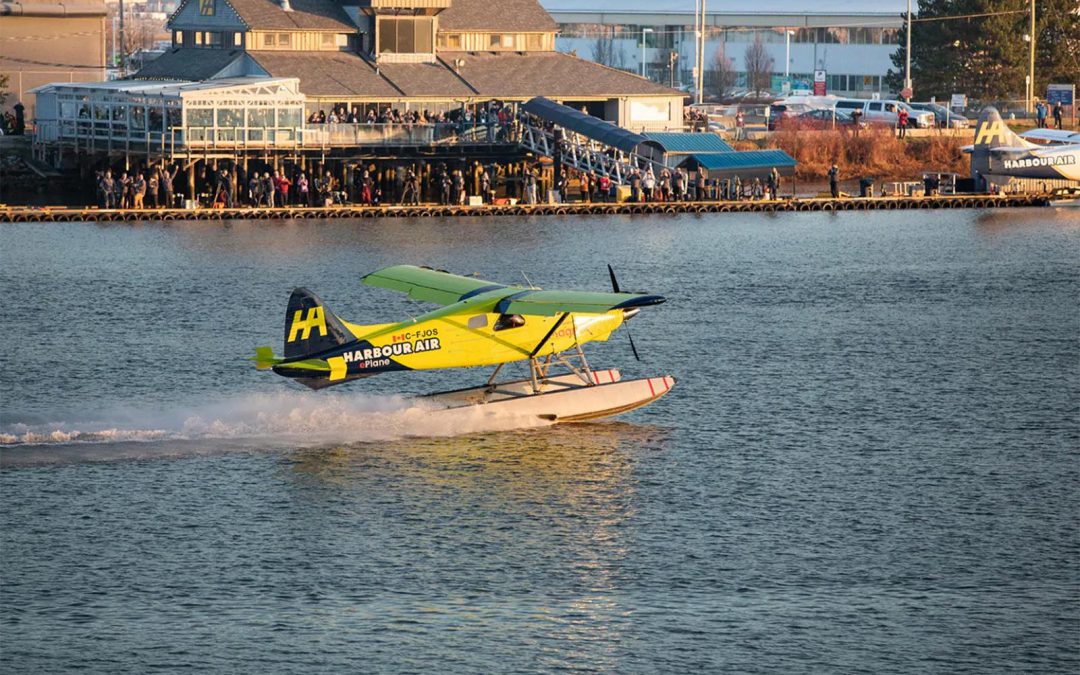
xmin=0 ymin=194 xmax=1049 ymax=223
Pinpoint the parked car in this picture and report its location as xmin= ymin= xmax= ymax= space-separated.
xmin=767 ymin=102 xmax=812 ymax=130
xmin=792 ymin=109 xmax=864 ymax=130
xmin=908 ymin=102 xmax=971 ymax=128
xmin=834 ymin=98 xmax=935 ymax=129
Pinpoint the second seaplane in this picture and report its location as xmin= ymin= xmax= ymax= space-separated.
xmin=252 ymin=265 xmax=675 ymax=422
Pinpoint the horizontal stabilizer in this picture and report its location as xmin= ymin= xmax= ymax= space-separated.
xmin=250 ymin=346 xmax=330 ymax=373
xmin=252 ymin=346 xmax=280 ymax=370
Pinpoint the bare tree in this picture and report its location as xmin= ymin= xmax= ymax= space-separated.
xmin=707 ymin=44 xmax=737 ymax=99
xmin=743 ymin=34 xmax=774 ymax=97
xmin=106 ymin=8 xmax=166 ymax=71
xmin=591 ymin=25 xmax=626 ymax=71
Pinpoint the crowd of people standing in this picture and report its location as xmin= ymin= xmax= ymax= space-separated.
xmin=95 ymin=165 xmax=178 ymax=209
xmin=93 ymin=158 xmax=786 ymax=210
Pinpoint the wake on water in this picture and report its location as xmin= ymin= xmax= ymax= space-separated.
xmin=0 ymin=391 xmax=554 ymax=465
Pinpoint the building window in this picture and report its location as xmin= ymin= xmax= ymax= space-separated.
xmin=526 ymin=33 xmax=543 ymax=50
xmin=206 ymin=31 xmax=222 ymax=47
xmin=379 ymin=17 xmax=433 ymax=54
xmin=263 ymin=33 xmax=275 ymax=47
xmin=233 ymin=32 xmax=243 ymax=47
xmin=322 ymin=33 xmax=336 ymax=47
xmin=199 ymin=0 xmax=215 ymax=16
xmin=439 ymin=33 xmax=462 ymax=49
xmin=194 ymin=31 xmax=203 ymax=46
xmin=278 ymin=33 xmax=291 ymax=47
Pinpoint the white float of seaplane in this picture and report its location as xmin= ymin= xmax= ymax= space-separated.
xmin=252 ymin=265 xmax=675 ymax=423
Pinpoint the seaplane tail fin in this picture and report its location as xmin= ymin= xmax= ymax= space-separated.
xmin=973 ymin=107 xmax=1035 ymax=150
xmin=283 ymin=287 xmax=353 ymax=359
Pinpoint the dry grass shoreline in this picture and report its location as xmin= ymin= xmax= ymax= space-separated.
xmin=735 ymin=128 xmax=969 ymax=181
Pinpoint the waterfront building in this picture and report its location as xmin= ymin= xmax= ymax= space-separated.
xmin=33 ymin=0 xmax=683 ymax=147
xmin=540 ymin=0 xmax=906 ymax=99
xmin=0 ymin=0 xmax=108 ymax=118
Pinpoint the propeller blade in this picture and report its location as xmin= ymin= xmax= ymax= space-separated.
xmin=627 ymin=328 xmax=641 ymax=362
xmin=607 ymin=263 xmax=621 ymax=293
xmin=612 ymin=264 xmax=641 ymax=361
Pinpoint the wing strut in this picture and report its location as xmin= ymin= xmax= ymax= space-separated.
xmin=529 ymin=312 xmax=570 ymax=358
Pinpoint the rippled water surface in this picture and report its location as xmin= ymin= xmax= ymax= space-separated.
xmin=2 ymin=209 xmax=1078 ymax=673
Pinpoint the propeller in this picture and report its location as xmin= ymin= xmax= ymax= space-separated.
xmin=608 ymin=264 xmax=641 ymax=362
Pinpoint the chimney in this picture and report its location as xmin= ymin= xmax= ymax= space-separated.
xmin=281 ymin=0 xmax=292 ymax=11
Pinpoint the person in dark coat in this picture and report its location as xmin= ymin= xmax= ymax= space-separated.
xmin=13 ymin=102 xmax=25 ymax=135
xmin=161 ymin=164 xmax=178 ymax=208
xmin=828 ymin=164 xmax=840 ymax=198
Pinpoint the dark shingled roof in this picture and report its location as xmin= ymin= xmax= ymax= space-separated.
xmin=440 ymin=51 xmax=680 ymax=98
xmin=378 ymin=61 xmax=476 ymax=97
xmin=438 ymin=0 xmax=557 ymax=32
xmin=171 ymin=0 xmax=355 ymax=30
xmin=133 ymin=48 xmax=683 ymax=101
xmin=228 ymin=0 xmax=354 ymax=30
xmin=133 ymin=47 xmax=244 ymax=80
xmin=247 ymin=51 xmax=403 ymax=97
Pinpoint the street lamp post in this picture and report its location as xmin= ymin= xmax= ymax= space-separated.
xmin=641 ymin=28 xmax=653 ymax=79
xmin=697 ymin=1 xmax=706 ymax=105
xmin=784 ymin=29 xmax=793 ymax=91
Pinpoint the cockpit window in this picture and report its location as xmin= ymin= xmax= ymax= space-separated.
xmin=493 ymin=314 xmax=526 ymax=331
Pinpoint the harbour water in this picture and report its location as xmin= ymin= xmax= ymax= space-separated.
xmin=2 ymin=209 xmax=1078 ymax=672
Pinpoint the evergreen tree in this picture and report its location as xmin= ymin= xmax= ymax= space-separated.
xmin=1035 ymin=0 xmax=1080 ymax=95
xmin=887 ymin=0 xmax=1079 ymax=104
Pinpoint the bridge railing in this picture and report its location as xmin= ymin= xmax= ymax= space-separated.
xmin=518 ymin=119 xmax=668 ymax=186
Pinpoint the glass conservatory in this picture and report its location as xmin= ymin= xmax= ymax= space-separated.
xmin=32 ymin=77 xmax=307 ymax=151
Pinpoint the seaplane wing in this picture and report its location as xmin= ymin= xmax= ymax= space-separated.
xmin=1020 ymin=129 xmax=1080 ymax=146
xmin=492 ymin=289 xmax=666 ymax=316
xmin=362 ymin=264 xmax=508 ymax=305
xmin=360 ymin=263 xmax=664 ymax=317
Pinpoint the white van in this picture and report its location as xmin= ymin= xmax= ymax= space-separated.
xmin=834 ymin=99 xmax=934 ymax=128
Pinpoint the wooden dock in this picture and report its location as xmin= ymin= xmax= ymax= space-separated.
xmin=0 ymin=193 xmax=1050 ymax=223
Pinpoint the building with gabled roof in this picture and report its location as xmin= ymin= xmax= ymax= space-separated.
xmin=125 ymin=0 xmax=683 ymax=129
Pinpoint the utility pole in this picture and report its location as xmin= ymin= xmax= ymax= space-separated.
xmin=1028 ymin=0 xmax=1036 ymax=114
xmin=118 ymin=0 xmax=127 ymax=77
xmin=904 ymin=0 xmax=912 ymax=101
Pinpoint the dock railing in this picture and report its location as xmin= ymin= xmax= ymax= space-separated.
xmin=33 ymin=119 xmax=519 ymax=160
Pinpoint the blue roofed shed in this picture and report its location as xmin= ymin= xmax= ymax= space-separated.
xmin=638 ymin=131 xmax=733 ymax=166
xmin=678 ymin=149 xmax=796 ymax=179
xmin=642 ymin=132 xmax=733 ymax=154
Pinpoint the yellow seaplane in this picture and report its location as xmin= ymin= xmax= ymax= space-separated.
xmin=253 ymin=265 xmax=675 ymax=422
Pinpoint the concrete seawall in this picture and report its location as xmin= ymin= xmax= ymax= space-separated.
xmin=0 ymin=194 xmax=1050 ymax=222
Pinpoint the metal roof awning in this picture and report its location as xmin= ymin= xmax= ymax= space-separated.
xmin=522 ymin=97 xmax=647 ymax=154
xmin=678 ymin=149 xmax=796 ymax=178
xmin=641 ymin=131 xmax=733 ymax=154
